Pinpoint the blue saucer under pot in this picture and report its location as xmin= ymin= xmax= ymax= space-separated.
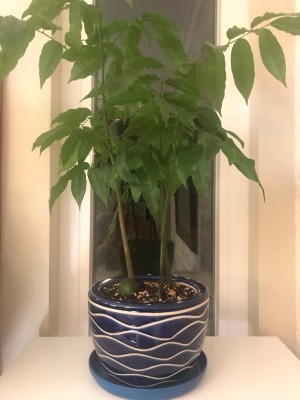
xmin=88 ymin=275 xmax=209 ymax=391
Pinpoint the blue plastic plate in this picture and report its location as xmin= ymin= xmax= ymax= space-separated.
xmin=89 ymin=350 xmax=207 ymax=400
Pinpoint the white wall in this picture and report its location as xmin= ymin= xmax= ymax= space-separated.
xmin=216 ymin=0 xmax=251 ymax=336
xmin=217 ymin=0 xmax=300 ymax=355
xmin=248 ymin=0 xmax=299 ymax=355
xmin=0 ymin=0 xmax=51 ymax=371
xmin=296 ymin=0 xmax=300 ymax=358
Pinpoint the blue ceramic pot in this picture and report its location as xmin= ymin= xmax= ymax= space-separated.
xmin=88 ymin=276 xmax=209 ymax=388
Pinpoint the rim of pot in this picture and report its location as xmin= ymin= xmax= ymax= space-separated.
xmin=89 ymin=275 xmax=209 ymax=313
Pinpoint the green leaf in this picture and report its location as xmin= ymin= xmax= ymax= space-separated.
xmin=39 ymin=40 xmax=63 ymax=88
xmin=154 ymin=27 xmax=187 ymax=64
xmin=258 ymin=29 xmax=286 ymax=86
xmin=165 ymin=101 xmax=196 ymax=131
xmin=105 ymin=74 xmax=136 ymax=96
xmin=142 ymin=12 xmax=187 ymax=63
xmin=34 ymin=113 xmax=92 ymax=155
xmin=101 ymin=19 xmax=128 ymax=39
xmin=251 ymin=12 xmax=299 ymax=28
xmin=51 ymin=108 xmax=91 ymax=127
xmin=71 ymin=166 xmax=87 ymax=208
xmin=80 ymin=137 xmax=101 ymax=158
xmin=123 ymin=103 xmax=159 ymax=140
xmin=88 ymin=166 xmax=113 ymax=205
xmin=198 ymin=131 xmax=220 ymax=160
xmin=49 ymin=169 xmax=71 ymax=211
xmin=141 ymin=184 xmax=160 ymax=221
xmin=167 ymin=63 xmax=204 ymax=100
xmin=107 ymin=209 xmax=118 ymax=238
xmin=163 ymin=91 xmax=196 ymax=111
xmin=123 ymin=21 xmax=142 ymax=59
xmin=59 ymin=136 xmax=80 ymax=172
xmin=142 ymin=12 xmax=181 ymax=34
xmin=70 ymin=58 xmax=102 ymax=81
xmin=191 ymin=159 xmax=212 ymax=198
xmin=205 ymin=45 xmax=226 ymax=114
xmin=26 ymin=16 xmax=61 ymax=32
xmin=119 ymin=167 xmax=140 ymax=185
xmin=155 ymin=97 xmax=170 ymax=126
xmin=129 ymin=185 xmax=142 ymax=203
xmin=115 ymin=153 xmax=140 ymax=185
xmin=65 ymin=46 xmax=102 ymax=81
xmin=126 ymin=56 xmax=163 ymax=71
xmin=139 ymin=152 xmax=160 ymax=186
xmin=219 ymin=136 xmax=264 ymax=196
xmin=226 ymin=26 xmax=249 ymax=40
xmin=196 ymin=107 xmax=221 ymax=132
xmin=49 ymin=162 xmax=89 ymax=210
xmin=226 ymin=130 xmax=244 ymax=147
xmin=204 ymin=42 xmax=229 ymax=53
xmin=65 ymin=1 xmax=82 ymax=49
xmin=0 ymin=16 xmax=31 ymax=49
xmin=176 ymin=145 xmax=204 ymax=186
xmin=231 ymin=38 xmax=255 ymax=104
xmin=165 ymin=74 xmax=200 ymax=98
xmin=102 ymin=87 xmax=151 ymax=108
xmin=166 ymin=167 xmax=181 ymax=197
xmin=22 ymin=0 xmax=68 ymax=22
xmin=81 ymin=84 xmax=105 ymax=101
xmin=103 ymin=42 xmax=124 ymax=64
xmin=32 ymin=126 xmax=72 ymax=153
xmin=77 ymin=138 xmax=93 ymax=162
xmin=125 ymin=0 xmax=133 ymax=7
xmin=81 ymin=3 xmax=101 ymax=39
xmin=270 ymin=16 xmax=300 ymax=35
xmin=138 ymin=74 xmax=160 ymax=85
xmin=0 ymin=16 xmax=35 ymax=81
xmin=104 ymin=59 xmax=122 ymax=87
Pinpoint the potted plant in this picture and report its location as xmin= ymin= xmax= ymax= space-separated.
xmin=1 ymin=1 xmax=299 ymax=397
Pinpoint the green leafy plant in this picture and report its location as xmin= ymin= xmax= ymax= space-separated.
xmin=1 ymin=1 xmax=300 ymax=295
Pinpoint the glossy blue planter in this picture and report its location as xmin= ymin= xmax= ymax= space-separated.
xmin=88 ymin=276 xmax=209 ymax=389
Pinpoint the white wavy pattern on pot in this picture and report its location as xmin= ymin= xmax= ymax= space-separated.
xmin=96 ymin=346 xmax=200 ymax=361
xmin=90 ymin=315 xmax=208 ymax=341
xmin=89 ymin=301 xmax=208 ymax=327
xmin=97 ymin=351 xmax=199 ymax=372
xmin=88 ymin=296 xmax=209 ymax=317
xmin=99 ymin=359 xmax=197 ymax=388
xmin=92 ymin=324 xmax=207 ymax=355
xmin=97 ymin=350 xmax=199 ymax=376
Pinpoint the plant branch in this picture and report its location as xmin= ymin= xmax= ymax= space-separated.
xmin=159 ymin=186 xmax=171 ymax=296
xmin=116 ymin=183 xmax=134 ymax=279
xmin=159 ymin=67 xmax=166 ymax=97
xmin=225 ymin=21 xmax=278 ymax=47
xmin=37 ymin=29 xmax=69 ymax=51
xmin=98 ymin=11 xmax=134 ymax=281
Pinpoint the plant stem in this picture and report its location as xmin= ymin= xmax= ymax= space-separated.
xmin=225 ymin=21 xmax=275 ymax=47
xmin=159 ymin=67 xmax=166 ymax=97
xmin=116 ymin=183 xmax=134 ymax=279
xmin=98 ymin=12 xmax=134 ymax=280
xmin=159 ymin=187 xmax=171 ymax=296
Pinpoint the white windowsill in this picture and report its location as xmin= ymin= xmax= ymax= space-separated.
xmin=1 ymin=336 xmax=300 ymax=399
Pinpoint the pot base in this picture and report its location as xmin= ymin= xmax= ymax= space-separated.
xmin=89 ymin=350 xmax=207 ymax=399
